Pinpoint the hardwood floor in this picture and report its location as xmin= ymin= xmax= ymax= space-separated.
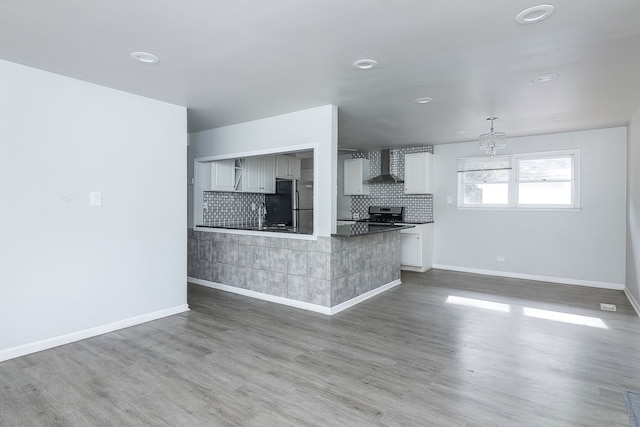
xmin=1 ymin=269 xmax=639 ymax=426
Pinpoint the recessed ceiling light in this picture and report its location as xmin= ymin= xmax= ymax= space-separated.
xmin=516 ymin=5 xmax=555 ymax=24
xmin=456 ymin=130 xmax=469 ymax=135
xmin=533 ymin=73 xmax=559 ymax=83
xmin=414 ymin=97 xmax=433 ymax=104
xmin=131 ymin=51 xmax=160 ymax=64
xmin=352 ymin=59 xmax=378 ymax=70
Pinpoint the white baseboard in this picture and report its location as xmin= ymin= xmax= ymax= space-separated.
xmin=329 ymin=280 xmax=401 ymax=315
xmin=0 ymin=304 xmax=190 ymax=363
xmin=624 ymin=288 xmax=640 ymax=318
xmin=401 ymin=265 xmax=432 ymax=273
xmin=432 ymin=264 xmax=625 ymax=290
xmin=187 ymin=277 xmax=401 ymax=316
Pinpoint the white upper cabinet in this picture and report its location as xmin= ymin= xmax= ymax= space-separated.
xmin=241 ymin=155 xmax=276 ymax=193
xmin=261 ymin=156 xmax=276 ymax=193
xmin=211 ymin=159 xmax=237 ymax=192
xmin=344 ymin=158 xmax=370 ymax=195
xmin=404 ymin=152 xmax=433 ymax=194
xmin=276 ymin=155 xmax=301 ymax=179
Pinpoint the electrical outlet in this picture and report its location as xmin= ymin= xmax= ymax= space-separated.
xmin=89 ymin=192 xmax=102 ymax=207
xmin=600 ymin=303 xmax=617 ymax=311
xmin=251 ymin=203 xmax=256 ymax=211
xmin=447 ymin=196 xmax=453 ymax=204
xmin=496 ymin=256 xmax=506 ymax=262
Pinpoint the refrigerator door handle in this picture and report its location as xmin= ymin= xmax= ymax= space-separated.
xmin=292 ymin=180 xmax=299 ymax=228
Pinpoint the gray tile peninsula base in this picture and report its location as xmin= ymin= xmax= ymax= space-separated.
xmin=187 ymin=229 xmax=401 ymax=312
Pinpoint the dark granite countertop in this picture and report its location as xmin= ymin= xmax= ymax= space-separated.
xmin=196 ymin=224 xmax=313 ymax=235
xmin=332 ymin=223 xmax=414 ymax=238
xmin=338 ymin=219 xmax=434 ymax=225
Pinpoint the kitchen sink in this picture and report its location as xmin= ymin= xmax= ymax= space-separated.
xmin=245 ymin=225 xmax=296 ymax=233
xmin=259 ymin=226 xmax=295 ymax=233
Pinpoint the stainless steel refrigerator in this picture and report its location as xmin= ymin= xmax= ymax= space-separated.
xmin=265 ymin=179 xmax=313 ymax=233
xmin=294 ymin=179 xmax=313 ymax=232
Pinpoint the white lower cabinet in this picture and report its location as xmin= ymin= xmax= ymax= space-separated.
xmin=400 ymin=223 xmax=433 ymax=272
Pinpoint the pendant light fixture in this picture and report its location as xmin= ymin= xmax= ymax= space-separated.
xmin=478 ymin=117 xmax=506 ymax=157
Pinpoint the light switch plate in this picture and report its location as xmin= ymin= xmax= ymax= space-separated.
xmin=447 ymin=196 xmax=453 ymax=204
xmin=89 ymin=192 xmax=102 ymax=207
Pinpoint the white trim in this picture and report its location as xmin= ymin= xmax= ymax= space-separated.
xmin=195 ymin=142 xmax=317 ymax=163
xmin=624 ymin=288 xmax=640 ymax=318
xmin=189 ymin=277 xmax=332 ymax=314
xmin=0 ymin=304 xmax=190 ymax=363
xmin=457 ymin=207 xmax=581 ymax=213
xmin=329 ymin=280 xmax=401 ymax=315
xmin=188 ymin=277 xmax=401 ymax=316
xmin=432 ymin=264 xmax=624 ymax=290
xmin=457 ymin=149 xmax=580 ymax=210
xmin=401 ymin=265 xmax=431 ymax=273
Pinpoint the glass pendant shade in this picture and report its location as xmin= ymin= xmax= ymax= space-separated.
xmin=478 ymin=117 xmax=506 ymax=157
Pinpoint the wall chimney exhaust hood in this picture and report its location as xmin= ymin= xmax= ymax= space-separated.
xmin=364 ymin=149 xmax=404 ymax=184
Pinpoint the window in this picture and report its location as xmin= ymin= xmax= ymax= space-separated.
xmin=458 ymin=156 xmax=511 ymax=207
xmin=458 ymin=150 xmax=579 ymax=210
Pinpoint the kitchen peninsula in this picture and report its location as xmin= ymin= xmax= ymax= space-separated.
xmin=187 ymin=224 xmax=404 ymax=315
xmin=188 ymin=105 xmax=405 ymax=314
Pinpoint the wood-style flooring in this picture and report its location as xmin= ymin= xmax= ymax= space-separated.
xmin=1 ymin=269 xmax=639 ymax=426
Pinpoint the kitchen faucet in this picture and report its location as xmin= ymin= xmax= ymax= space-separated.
xmin=258 ymin=203 xmax=267 ymax=229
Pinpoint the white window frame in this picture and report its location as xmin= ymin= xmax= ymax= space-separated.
xmin=457 ymin=155 xmax=512 ymax=208
xmin=457 ymin=149 xmax=580 ymax=211
xmin=514 ymin=150 xmax=580 ymax=209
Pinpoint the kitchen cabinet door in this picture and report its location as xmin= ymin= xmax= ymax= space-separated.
xmin=242 ymin=156 xmax=276 ymax=193
xmin=404 ymin=152 xmax=433 ymax=194
xmin=400 ymin=233 xmax=421 ymax=267
xmin=276 ymin=155 xmax=301 ymax=179
xmin=400 ymin=223 xmax=433 ymax=272
xmin=211 ymin=159 xmax=236 ymax=192
xmin=344 ymin=158 xmax=370 ymax=195
xmin=242 ymin=157 xmax=261 ymax=192
xmin=261 ymin=155 xmax=276 ymax=193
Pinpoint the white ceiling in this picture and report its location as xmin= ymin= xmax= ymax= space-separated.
xmin=1 ymin=1 xmax=639 ymax=150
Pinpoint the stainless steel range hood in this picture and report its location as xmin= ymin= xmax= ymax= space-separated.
xmin=364 ymin=149 xmax=404 ymax=184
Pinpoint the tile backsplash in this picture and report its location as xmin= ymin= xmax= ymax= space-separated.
xmin=351 ymin=146 xmax=434 ymax=223
xmin=202 ymin=192 xmax=264 ymax=227
xmin=202 ymin=146 xmax=434 ymax=227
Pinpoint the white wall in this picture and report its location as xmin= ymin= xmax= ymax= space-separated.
xmin=187 ymin=140 xmax=195 ymax=229
xmin=433 ymin=127 xmax=627 ymax=288
xmin=627 ymin=109 xmax=640 ymax=308
xmin=0 ymin=60 xmax=188 ymax=358
xmin=189 ymin=105 xmax=338 ymax=235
